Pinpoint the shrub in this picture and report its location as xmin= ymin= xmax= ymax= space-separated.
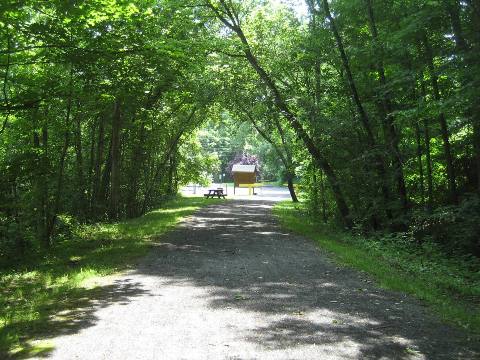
xmin=411 ymin=195 xmax=480 ymax=256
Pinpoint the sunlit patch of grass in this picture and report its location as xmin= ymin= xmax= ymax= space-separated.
xmin=0 ymin=196 xmax=223 ymax=358
xmin=10 ymin=341 xmax=54 ymax=359
xmin=273 ymin=201 xmax=480 ymax=336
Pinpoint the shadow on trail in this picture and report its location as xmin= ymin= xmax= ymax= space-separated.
xmin=137 ymin=201 xmax=477 ymax=360
xmin=2 ymin=279 xmax=150 ymax=359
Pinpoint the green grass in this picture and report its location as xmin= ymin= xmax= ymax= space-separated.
xmin=273 ymin=201 xmax=480 ymax=336
xmin=0 ymin=196 xmax=223 ymax=359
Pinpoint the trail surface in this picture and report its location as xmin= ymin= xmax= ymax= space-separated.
xmin=48 ymin=200 xmax=477 ymax=359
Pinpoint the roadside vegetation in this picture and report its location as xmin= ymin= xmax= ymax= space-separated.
xmin=0 ymin=197 xmax=219 ymax=358
xmin=274 ymin=201 xmax=480 ymax=336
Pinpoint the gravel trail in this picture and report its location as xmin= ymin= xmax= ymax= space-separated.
xmin=48 ymin=200 xmax=478 ymax=359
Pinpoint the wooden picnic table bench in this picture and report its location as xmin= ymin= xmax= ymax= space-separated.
xmin=204 ymin=188 xmax=226 ymax=199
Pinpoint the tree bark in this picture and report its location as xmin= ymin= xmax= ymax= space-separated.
xmin=109 ymin=98 xmax=122 ymax=220
xmin=444 ymin=0 xmax=480 ymax=193
xmin=423 ymin=118 xmax=434 ymax=212
xmin=414 ymin=121 xmax=426 ymax=207
xmin=320 ymin=0 xmax=396 ymax=222
xmin=365 ymin=0 xmax=408 ymax=211
xmin=87 ymin=118 xmax=96 ymax=214
xmin=126 ymin=123 xmax=146 ymax=217
xmin=74 ymin=111 xmax=87 ymax=220
xmin=319 ymin=168 xmax=327 ymax=223
xmin=141 ymin=107 xmax=198 ymax=213
xmin=92 ymin=115 xmax=105 ymax=216
xmin=99 ymin=140 xmax=112 ymax=214
xmin=241 ymin=107 xmax=299 ymax=202
xmin=321 ymin=0 xmax=375 ymax=143
xmin=207 ymin=1 xmax=351 ymax=227
xmin=45 ymin=68 xmax=74 ymax=244
xmin=422 ymin=34 xmax=458 ymax=203
xmin=32 ymin=108 xmax=49 ymax=247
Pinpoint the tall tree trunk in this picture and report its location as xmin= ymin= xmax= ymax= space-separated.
xmin=141 ymin=108 xmax=197 ymax=213
xmin=74 ymin=111 xmax=87 ymax=220
xmin=207 ymin=2 xmax=351 ymax=227
xmin=109 ymin=99 xmax=122 ymax=220
xmin=423 ymin=118 xmax=434 ymax=212
xmin=420 ymin=78 xmax=434 ymax=211
xmin=474 ymin=121 xmax=480 ymax=193
xmin=444 ymin=0 xmax=470 ymax=53
xmin=241 ymin=106 xmax=299 ymax=203
xmin=423 ymin=34 xmax=458 ymax=203
xmin=286 ymin=173 xmax=298 ymax=203
xmin=99 ymin=140 xmax=112 ymax=215
xmin=312 ymin=167 xmax=319 ymax=214
xmin=40 ymin=124 xmax=49 ymax=245
xmin=444 ymin=0 xmax=480 ymax=193
xmin=87 ymin=118 xmax=96 ymax=214
xmin=91 ymin=115 xmax=105 ymax=216
xmin=45 ymin=70 xmax=73 ymax=245
xmin=126 ymin=123 xmax=146 ymax=217
xmin=320 ymin=0 xmax=375 ymax=143
xmin=319 ymin=169 xmax=327 ymax=223
xmin=167 ymin=148 xmax=175 ymax=195
xmin=365 ymin=0 xmax=408 ymax=211
xmin=415 ymin=121 xmax=426 ymax=207
xmin=320 ymin=0 xmax=393 ymax=223
xmin=32 ymin=108 xmax=49 ymax=247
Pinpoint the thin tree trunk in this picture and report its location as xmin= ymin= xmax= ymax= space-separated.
xmin=45 ymin=68 xmax=73 ymax=244
xmin=474 ymin=121 xmax=480 ymax=193
xmin=419 ymin=77 xmax=434 ymax=212
xmin=45 ymin=124 xmax=70 ymax=243
xmin=423 ymin=34 xmax=458 ymax=203
xmin=242 ymin=107 xmax=299 ymax=202
xmin=74 ymin=111 xmax=87 ymax=220
xmin=286 ymin=174 xmax=298 ymax=202
xmin=167 ymin=149 xmax=175 ymax=195
xmin=365 ymin=0 xmax=408 ymax=211
xmin=87 ymin=118 xmax=96 ymax=215
xmin=141 ymin=108 xmax=198 ymax=213
xmin=207 ymin=1 xmax=351 ymax=227
xmin=40 ymin=124 xmax=49 ymax=245
xmin=320 ymin=0 xmax=393 ymax=222
xmin=444 ymin=0 xmax=480 ymax=193
xmin=321 ymin=0 xmax=374 ymax=143
xmin=415 ymin=121 xmax=426 ymax=207
xmin=32 ymin=107 xmax=49 ymax=246
xmin=92 ymin=115 xmax=105 ymax=216
xmin=312 ymin=168 xmax=319 ymax=214
xmin=109 ymin=98 xmax=122 ymax=220
xmin=273 ymin=117 xmax=298 ymax=203
xmin=423 ymin=118 xmax=434 ymax=212
xmin=126 ymin=123 xmax=146 ymax=217
xmin=99 ymin=140 xmax=112 ymax=213
xmin=320 ymin=169 xmax=327 ymax=223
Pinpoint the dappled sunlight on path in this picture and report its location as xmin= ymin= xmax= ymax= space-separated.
xmin=47 ymin=201 xmax=478 ymax=359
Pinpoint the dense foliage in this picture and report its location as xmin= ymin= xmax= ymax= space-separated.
xmin=1 ymin=0 xmax=479 ymax=260
xmin=0 ymin=0 xmax=216 ymax=261
xmin=200 ymin=0 xmax=480 ymax=255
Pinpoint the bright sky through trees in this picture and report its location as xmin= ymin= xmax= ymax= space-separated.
xmin=271 ymin=0 xmax=309 ymax=18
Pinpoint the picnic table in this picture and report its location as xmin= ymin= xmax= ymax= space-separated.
xmin=204 ymin=188 xmax=226 ymax=199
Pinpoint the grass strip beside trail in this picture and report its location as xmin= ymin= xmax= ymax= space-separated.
xmin=273 ymin=201 xmax=480 ymax=336
xmin=0 ymin=196 xmax=223 ymax=359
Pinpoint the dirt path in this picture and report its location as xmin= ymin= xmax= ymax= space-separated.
xmin=48 ymin=200 xmax=477 ymax=359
